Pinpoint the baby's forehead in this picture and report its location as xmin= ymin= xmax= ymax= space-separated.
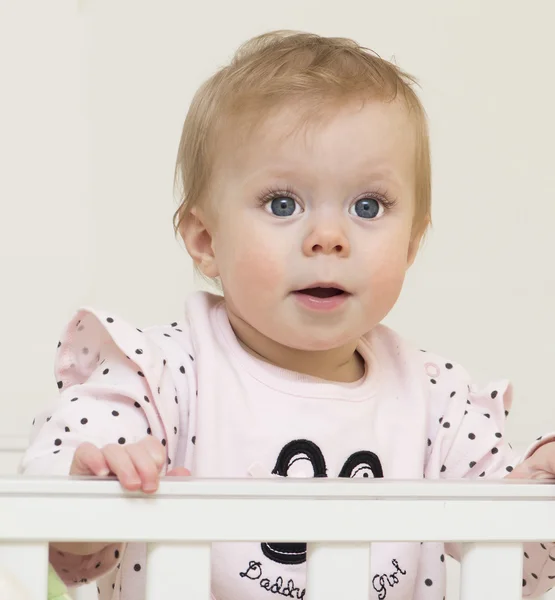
xmin=214 ymin=98 xmax=416 ymax=183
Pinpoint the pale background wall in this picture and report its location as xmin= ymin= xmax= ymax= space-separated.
xmin=1 ymin=1 xmax=554 ymax=598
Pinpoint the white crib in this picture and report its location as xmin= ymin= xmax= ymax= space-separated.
xmin=0 ymin=477 xmax=554 ymax=600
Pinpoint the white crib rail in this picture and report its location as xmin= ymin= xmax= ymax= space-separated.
xmin=0 ymin=477 xmax=554 ymax=600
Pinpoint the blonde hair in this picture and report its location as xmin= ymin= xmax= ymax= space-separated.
xmin=173 ymin=30 xmax=431 ymax=245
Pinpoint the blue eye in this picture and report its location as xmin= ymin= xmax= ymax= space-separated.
xmin=350 ymin=198 xmax=382 ymax=219
xmin=268 ymin=197 xmax=299 ymax=217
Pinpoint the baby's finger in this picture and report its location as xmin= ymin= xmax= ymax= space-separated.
xmin=101 ymin=444 xmax=142 ymax=491
xmin=137 ymin=435 xmax=167 ymax=471
xmin=166 ymin=467 xmax=191 ymax=477
xmin=70 ymin=442 xmax=110 ymax=477
xmin=125 ymin=443 xmax=165 ymax=493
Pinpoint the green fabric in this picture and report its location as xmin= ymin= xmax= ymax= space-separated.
xmin=47 ymin=564 xmax=72 ymax=600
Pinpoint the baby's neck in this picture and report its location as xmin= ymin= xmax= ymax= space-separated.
xmin=227 ymin=311 xmax=365 ymax=383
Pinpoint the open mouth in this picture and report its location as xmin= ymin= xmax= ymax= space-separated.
xmin=296 ymin=287 xmax=346 ymax=298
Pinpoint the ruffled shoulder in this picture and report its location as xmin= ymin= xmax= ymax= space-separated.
xmin=54 ymin=307 xmax=165 ymax=391
xmin=53 ymin=307 xmax=181 ymax=468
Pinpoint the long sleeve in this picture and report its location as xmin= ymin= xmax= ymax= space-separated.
xmin=423 ymin=352 xmax=555 ymax=597
xmin=19 ymin=306 xmax=187 ymax=587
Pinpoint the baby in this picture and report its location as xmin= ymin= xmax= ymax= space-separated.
xmin=20 ymin=30 xmax=555 ymax=600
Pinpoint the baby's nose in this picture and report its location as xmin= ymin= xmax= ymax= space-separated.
xmin=302 ymin=225 xmax=350 ymax=257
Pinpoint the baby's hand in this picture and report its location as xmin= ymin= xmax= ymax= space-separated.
xmin=70 ymin=436 xmax=169 ymax=493
xmin=505 ymin=441 xmax=555 ymax=481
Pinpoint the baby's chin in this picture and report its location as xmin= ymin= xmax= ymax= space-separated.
xmin=268 ymin=327 xmax=362 ymax=353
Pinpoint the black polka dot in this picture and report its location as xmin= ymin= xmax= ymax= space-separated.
xmin=466 ymin=399 xmax=471 ymax=405
xmin=192 ymin=436 xmax=196 ymax=445
xmin=134 ymin=401 xmax=141 ymax=408
xmin=118 ymin=437 xmax=126 ymax=445
xmin=57 ymin=341 xmax=61 ymax=348
xmin=46 ymin=416 xmax=51 ymax=422
xmin=168 ymin=457 xmax=171 ymax=465
xmin=57 ymin=381 xmax=63 ymax=389
xmin=450 ymin=391 xmax=456 ymax=398
xmin=430 ymin=379 xmax=437 ymax=384
xmin=175 ymin=396 xmax=178 ymax=404
xmin=64 ymin=426 xmax=70 ymax=432
xmin=440 ymin=465 xmax=446 ymax=472
xmin=505 ymin=410 xmax=509 ymax=417
xmin=157 ymin=387 xmax=160 ymax=394
xmin=479 ymin=472 xmax=485 ymax=477
xmin=161 ymin=439 xmax=166 ymax=446
xmin=541 ymin=543 xmax=547 ymax=549
xmin=524 ymin=552 xmax=529 ymax=559
xmin=443 ymin=422 xmax=450 ymax=429
xmin=135 ymin=349 xmax=143 ymax=355
xmin=439 ymin=417 xmax=443 ymax=424
xmin=506 ymin=465 xmax=513 ymax=472
xmin=54 ymin=439 xmax=62 ymax=446
xmin=523 ymin=579 xmax=527 ymax=587
xmin=144 ymin=396 xmax=150 ymax=403
xmin=427 ymin=438 xmax=431 ymax=447
xmin=180 ymin=366 xmax=185 ymax=374
xmin=95 ymin=562 xmax=101 ymax=569
xmin=53 ymin=450 xmax=60 ymax=454
xmin=80 ymin=418 xmax=88 ymax=425
xmin=491 ymin=447 xmax=498 ymax=454
xmin=137 ymin=328 xmax=142 ymax=333
xmin=134 ymin=564 xmax=141 ymax=572
xmin=137 ymin=371 xmax=144 ymax=377
xmin=491 ymin=390 xmax=498 ymax=399
xmin=163 ymin=359 xmax=167 ymax=366
xmin=445 ymin=363 xmax=453 ymax=369
xmin=163 ymin=333 xmax=171 ymax=338
xmin=483 ymin=413 xmax=490 ymax=418
xmin=112 ymin=584 xmax=115 ymax=590
xmin=440 ymin=554 xmax=445 ymax=562
xmin=71 ymin=397 xmax=78 ymax=402
xmin=115 ymin=549 xmax=119 ymax=559
xmin=107 ymin=317 xmax=114 ymax=323
xmin=532 ymin=573 xmax=538 ymax=579
xmin=112 ymin=411 xmax=119 ymax=417
xmin=174 ymin=427 xmax=177 ymax=434
xmin=464 ymin=410 xmax=468 ymax=415
xmin=189 ymin=354 xmax=194 ymax=361
xmin=103 ymin=368 xmax=109 ymax=375
xmin=469 ymin=461 xmax=476 ymax=468
xmin=147 ymin=428 xmax=152 ymax=435
xmin=495 ymin=432 xmax=502 ymax=438
xmin=468 ymin=433 xmax=476 ymax=440
xmin=425 ymin=579 xmax=433 ymax=586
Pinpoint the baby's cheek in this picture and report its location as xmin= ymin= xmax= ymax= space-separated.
xmin=368 ymin=255 xmax=408 ymax=309
xmin=231 ymin=237 xmax=285 ymax=289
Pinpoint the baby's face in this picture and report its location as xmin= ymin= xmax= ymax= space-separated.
xmin=205 ymin=98 xmax=418 ymax=351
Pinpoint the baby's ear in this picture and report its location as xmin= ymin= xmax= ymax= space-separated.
xmin=180 ymin=208 xmax=220 ymax=278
